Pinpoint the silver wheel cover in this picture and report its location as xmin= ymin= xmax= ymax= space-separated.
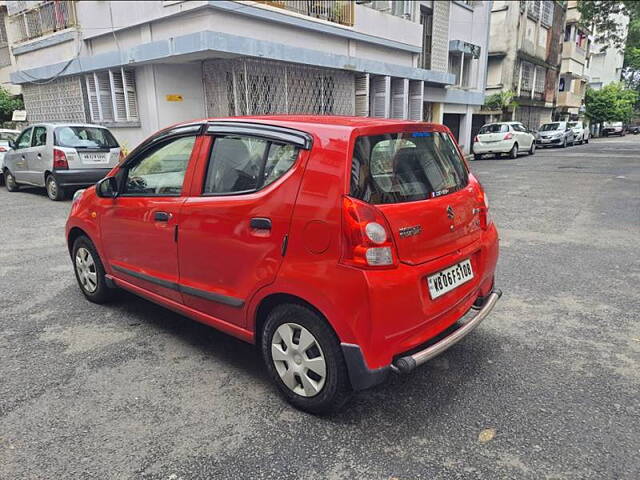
xmin=271 ymin=322 xmax=327 ymax=397
xmin=75 ymin=247 xmax=98 ymax=293
xmin=47 ymin=177 xmax=57 ymax=198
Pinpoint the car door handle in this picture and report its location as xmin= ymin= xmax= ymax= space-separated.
xmin=154 ymin=211 xmax=171 ymax=222
xmin=250 ymin=217 xmax=272 ymax=230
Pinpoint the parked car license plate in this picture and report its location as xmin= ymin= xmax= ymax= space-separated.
xmin=427 ymin=259 xmax=474 ymax=299
xmin=540 ymin=138 xmax=551 ymax=143
xmin=81 ymin=152 xmax=108 ymax=163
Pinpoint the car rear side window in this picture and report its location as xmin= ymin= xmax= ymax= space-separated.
xmin=32 ymin=126 xmax=47 ymax=147
xmin=203 ymin=136 xmax=299 ymax=195
xmin=351 ymin=131 xmax=468 ymax=205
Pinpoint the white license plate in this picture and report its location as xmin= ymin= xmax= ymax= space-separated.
xmin=81 ymin=152 xmax=108 ymax=163
xmin=540 ymin=139 xmax=551 ymax=143
xmin=427 ymin=259 xmax=474 ymax=299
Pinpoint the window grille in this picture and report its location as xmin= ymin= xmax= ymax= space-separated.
xmin=419 ymin=9 xmax=433 ymax=69
xmin=203 ymin=58 xmax=354 ymax=117
xmin=85 ymin=68 xmax=139 ymax=123
xmin=527 ymin=0 xmax=540 ymax=20
xmin=520 ymin=61 xmax=533 ymax=96
xmin=8 ymin=0 xmax=76 ymax=43
xmin=534 ymin=66 xmax=546 ymax=100
xmin=21 ymin=75 xmax=87 ymax=123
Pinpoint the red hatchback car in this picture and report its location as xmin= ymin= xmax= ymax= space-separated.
xmin=66 ymin=116 xmax=500 ymax=413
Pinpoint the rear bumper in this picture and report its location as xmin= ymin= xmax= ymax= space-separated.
xmin=472 ymin=141 xmax=513 ymax=155
xmin=341 ymin=288 xmax=502 ymax=390
xmin=53 ymin=168 xmax=111 ymax=187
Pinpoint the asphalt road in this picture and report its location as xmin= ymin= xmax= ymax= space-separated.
xmin=1 ymin=135 xmax=639 ymax=479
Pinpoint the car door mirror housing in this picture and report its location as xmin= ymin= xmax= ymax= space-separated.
xmin=96 ymin=176 xmax=118 ymax=198
xmin=8 ymin=140 xmax=15 ymax=149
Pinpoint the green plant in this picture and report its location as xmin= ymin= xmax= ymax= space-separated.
xmin=585 ymin=82 xmax=638 ymax=124
xmin=0 ymin=87 xmax=23 ymax=122
xmin=484 ymin=90 xmax=518 ymax=111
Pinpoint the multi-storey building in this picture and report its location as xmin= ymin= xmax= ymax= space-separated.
xmin=4 ymin=0 xmax=491 ymax=153
xmin=556 ymin=0 xmax=590 ymax=120
xmin=0 ymin=2 xmax=19 ymax=96
xmin=587 ymin=11 xmax=628 ymax=91
xmin=486 ymin=0 xmax=565 ymax=129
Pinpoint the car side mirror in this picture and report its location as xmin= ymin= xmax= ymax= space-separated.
xmin=96 ymin=176 xmax=118 ymax=198
xmin=565 ymin=128 xmax=571 ymax=132
xmin=8 ymin=140 xmax=15 ymax=149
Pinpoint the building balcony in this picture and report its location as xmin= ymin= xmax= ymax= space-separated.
xmin=562 ymin=41 xmax=586 ymax=63
xmin=255 ymin=0 xmax=354 ymax=26
xmin=557 ymin=91 xmax=583 ymax=108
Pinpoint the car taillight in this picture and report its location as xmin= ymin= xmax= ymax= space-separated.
xmin=504 ymin=133 xmax=514 ymax=140
xmin=0 ymin=146 xmax=7 ymax=152
xmin=473 ymin=135 xmax=479 ymax=143
xmin=341 ymin=196 xmax=398 ymax=269
xmin=53 ymin=149 xmax=69 ymax=169
xmin=476 ymin=188 xmax=492 ymax=230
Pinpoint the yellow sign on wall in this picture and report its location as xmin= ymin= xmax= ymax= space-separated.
xmin=166 ymin=94 xmax=184 ymax=102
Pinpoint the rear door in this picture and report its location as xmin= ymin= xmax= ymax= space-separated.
xmin=512 ymin=123 xmax=532 ymax=149
xmin=177 ymin=126 xmax=309 ymax=327
xmin=26 ymin=125 xmax=48 ymax=185
xmin=351 ymin=129 xmax=482 ymax=265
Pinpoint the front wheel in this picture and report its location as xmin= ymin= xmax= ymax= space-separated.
xmin=262 ymin=304 xmax=352 ymax=414
xmin=585 ymin=137 xmax=589 ymax=143
xmin=46 ymin=174 xmax=65 ymax=201
xmin=72 ymin=236 xmax=113 ymax=303
xmin=5 ymin=170 xmax=19 ymax=192
xmin=561 ymin=138 xmax=567 ymax=148
xmin=528 ymin=142 xmax=535 ymax=155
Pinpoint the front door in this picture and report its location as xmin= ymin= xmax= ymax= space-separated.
xmin=100 ymin=132 xmax=200 ymax=303
xmin=27 ymin=125 xmax=48 ymax=185
xmin=10 ymin=127 xmax=32 ymax=183
xmin=178 ymin=132 xmax=307 ymax=327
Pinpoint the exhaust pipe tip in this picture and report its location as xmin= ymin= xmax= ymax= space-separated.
xmin=393 ymin=356 xmax=417 ymax=374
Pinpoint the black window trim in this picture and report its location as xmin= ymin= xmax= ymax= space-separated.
xmin=206 ymin=121 xmax=313 ymax=150
xmin=15 ymin=127 xmax=33 ymax=150
xmin=118 ymin=132 xmax=198 ymax=198
xmin=31 ymin=125 xmax=47 ymax=148
xmin=201 ymin=133 xmax=301 ymax=197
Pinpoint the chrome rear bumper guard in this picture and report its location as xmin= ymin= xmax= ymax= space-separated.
xmin=391 ymin=289 xmax=502 ymax=374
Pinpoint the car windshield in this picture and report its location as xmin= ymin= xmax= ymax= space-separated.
xmin=479 ymin=124 xmax=508 ymax=134
xmin=350 ymin=131 xmax=468 ymax=205
xmin=540 ymin=123 xmax=562 ymax=131
xmin=604 ymin=122 xmax=623 ymax=127
xmin=55 ymin=126 xmax=119 ymax=149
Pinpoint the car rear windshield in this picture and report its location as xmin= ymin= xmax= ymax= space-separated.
xmin=540 ymin=123 xmax=561 ymax=131
xmin=54 ymin=126 xmax=119 ymax=149
xmin=350 ymin=131 xmax=468 ymax=205
xmin=479 ymin=124 xmax=508 ymax=134
xmin=0 ymin=132 xmax=17 ymax=143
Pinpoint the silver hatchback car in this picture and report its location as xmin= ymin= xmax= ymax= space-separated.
xmin=3 ymin=123 xmax=121 ymax=200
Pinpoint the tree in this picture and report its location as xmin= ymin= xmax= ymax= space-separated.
xmin=483 ymin=90 xmax=518 ymax=120
xmin=0 ymin=87 xmax=23 ymax=122
xmin=585 ymin=82 xmax=638 ymax=124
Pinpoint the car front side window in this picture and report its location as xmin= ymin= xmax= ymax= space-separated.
xmin=123 ymin=135 xmax=196 ymax=196
xmin=16 ymin=128 xmax=33 ymax=149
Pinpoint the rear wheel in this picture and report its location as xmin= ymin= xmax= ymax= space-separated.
xmin=561 ymin=138 xmax=567 ymax=148
xmin=528 ymin=142 xmax=535 ymax=155
xmin=509 ymin=143 xmax=518 ymax=159
xmin=473 ymin=153 xmax=483 ymax=160
xmin=72 ymin=235 xmax=113 ymax=303
xmin=262 ymin=303 xmax=352 ymax=414
xmin=585 ymin=136 xmax=589 ymax=143
xmin=46 ymin=174 xmax=65 ymax=201
xmin=5 ymin=170 xmax=19 ymax=192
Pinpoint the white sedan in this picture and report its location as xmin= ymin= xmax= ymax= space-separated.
xmin=473 ymin=122 xmax=536 ymax=159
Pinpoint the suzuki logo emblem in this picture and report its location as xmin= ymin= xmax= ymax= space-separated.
xmin=447 ymin=206 xmax=455 ymax=220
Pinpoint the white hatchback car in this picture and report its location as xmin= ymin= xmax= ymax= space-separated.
xmin=472 ymin=122 xmax=536 ymax=159
xmin=3 ymin=123 xmax=121 ymax=200
xmin=568 ymin=121 xmax=589 ymax=144
xmin=0 ymin=129 xmax=20 ymax=184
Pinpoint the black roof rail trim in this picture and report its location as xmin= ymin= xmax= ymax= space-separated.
xmin=206 ymin=121 xmax=313 ymax=150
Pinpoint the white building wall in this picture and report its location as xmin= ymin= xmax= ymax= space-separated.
xmin=587 ymin=13 xmax=628 ymax=89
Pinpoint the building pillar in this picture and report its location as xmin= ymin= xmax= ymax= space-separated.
xmin=459 ymin=106 xmax=474 ymax=154
xmin=432 ymin=102 xmax=444 ymax=124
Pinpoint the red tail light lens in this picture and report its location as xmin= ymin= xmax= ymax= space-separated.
xmin=341 ymin=196 xmax=398 ymax=269
xmin=504 ymin=133 xmax=514 ymax=140
xmin=53 ymin=149 xmax=69 ymax=169
xmin=0 ymin=146 xmax=7 ymax=152
xmin=477 ymin=188 xmax=492 ymax=230
xmin=473 ymin=135 xmax=479 ymax=143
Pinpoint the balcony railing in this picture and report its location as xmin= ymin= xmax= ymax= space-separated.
xmin=255 ymin=0 xmax=354 ymax=26
xmin=9 ymin=0 xmax=76 ymax=43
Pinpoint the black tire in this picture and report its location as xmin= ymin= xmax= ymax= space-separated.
xmin=72 ymin=235 xmax=114 ymax=304
xmin=472 ymin=153 xmax=483 ymax=160
xmin=509 ymin=143 xmax=518 ymax=159
xmin=528 ymin=142 xmax=535 ymax=155
xmin=4 ymin=169 xmax=19 ymax=192
xmin=262 ymin=303 xmax=352 ymax=414
xmin=585 ymin=137 xmax=589 ymax=143
xmin=561 ymin=138 xmax=567 ymax=148
xmin=46 ymin=174 xmax=65 ymax=201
